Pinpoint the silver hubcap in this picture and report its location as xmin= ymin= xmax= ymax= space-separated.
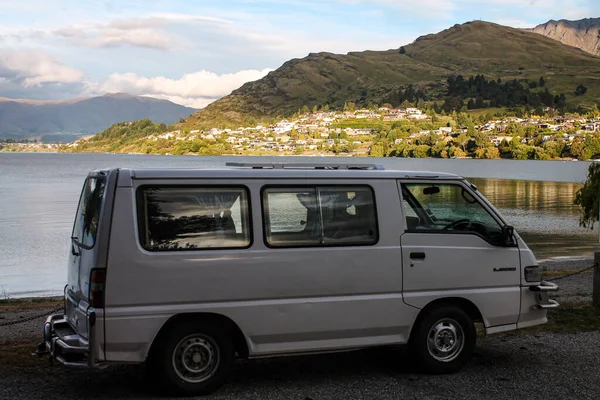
xmin=172 ymin=334 xmax=220 ymax=383
xmin=426 ymin=318 xmax=464 ymax=362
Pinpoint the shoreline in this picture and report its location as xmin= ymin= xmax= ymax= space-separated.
xmin=0 ymin=148 xmax=595 ymax=162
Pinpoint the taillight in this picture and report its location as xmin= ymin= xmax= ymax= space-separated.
xmin=89 ymin=268 xmax=106 ymax=308
xmin=524 ymin=266 xmax=542 ymax=282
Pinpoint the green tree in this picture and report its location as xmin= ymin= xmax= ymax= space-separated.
xmin=532 ymin=147 xmax=550 ymax=160
xmin=399 ymin=46 xmax=407 ymax=55
xmin=574 ymin=84 xmax=588 ymax=96
xmin=369 ymin=143 xmax=385 ymax=157
xmin=472 ymin=130 xmax=489 ymax=150
xmin=412 ymin=145 xmax=430 ymax=158
xmin=570 ymin=138 xmax=592 ymax=160
xmin=449 ymin=146 xmax=467 ymax=158
xmin=574 ymin=162 xmax=600 ymax=228
xmin=454 ymin=133 xmax=469 ymax=152
xmin=511 ymin=143 xmax=532 ymax=160
xmin=539 ymin=76 xmax=546 ymax=87
xmin=431 ymin=140 xmax=447 ymax=157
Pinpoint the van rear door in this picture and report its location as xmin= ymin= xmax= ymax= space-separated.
xmin=66 ymin=169 xmax=116 ymax=339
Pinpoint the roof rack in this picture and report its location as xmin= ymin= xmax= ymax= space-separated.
xmin=225 ymin=162 xmax=385 ymax=170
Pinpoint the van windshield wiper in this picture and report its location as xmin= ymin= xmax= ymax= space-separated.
xmin=71 ymin=236 xmax=81 ymax=256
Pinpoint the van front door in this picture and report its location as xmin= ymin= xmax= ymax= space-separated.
xmin=398 ymin=180 xmax=521 ymax=329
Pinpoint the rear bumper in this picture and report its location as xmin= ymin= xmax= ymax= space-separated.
xmin=41 ymin=311 xmax=104 ymax=369
xmin=529 ymin=281 xmax=560 ymax=310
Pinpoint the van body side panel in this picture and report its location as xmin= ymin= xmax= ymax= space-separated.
xmin=103 ymin=179 xmax=416 ymax=362
xmin=400 ymin=234 xmax=521 ymax=327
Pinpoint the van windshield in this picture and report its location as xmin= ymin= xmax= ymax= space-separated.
xmin=72 ymin=176 xmax=106 ymax=248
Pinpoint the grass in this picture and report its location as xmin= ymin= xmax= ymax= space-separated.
xmin=542 ymin=269 xmax=595 ymax=278
xmin=0 ymin=297 xmax=63 ymax=313
xmin=520 ymin=301 xmax=600 ymax=334
xmin=467 ymin=107 xmax=508 ymax=118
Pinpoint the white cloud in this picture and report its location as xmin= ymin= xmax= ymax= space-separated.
xmin=51 ymin=17 xmax=181 ymax=50
xmin=139 ymin=94 xmax=215 ymax=109
xmin=93 ymin=68 xmax=274 ymax=108
xmin=0 ymin=49 xmax=84 ymax=87
xmin=87 ymin=27 xmax=174 ymax=50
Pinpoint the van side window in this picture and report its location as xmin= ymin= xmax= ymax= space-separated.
xmin=401 ymin=182 xmax=503 ymax=243
xmin=137 ymin=186 xmax=251 ymax=251
xmin=263 ymin=186 xmax=378 ymax=247
xmin=73 ymin=176 xmax=106 ymax=248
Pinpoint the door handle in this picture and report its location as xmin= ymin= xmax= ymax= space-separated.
xmin=410 ymin=252 xmax=426 ymax=260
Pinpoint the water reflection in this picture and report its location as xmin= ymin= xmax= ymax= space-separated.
xmin=469 ymin=178 xmax=599 ymax=259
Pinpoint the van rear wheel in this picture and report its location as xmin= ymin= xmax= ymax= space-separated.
xmin=151 ymin=321 xmax=234 ymax=396
xmin=409 ymin=306 xmax=476 ymax=374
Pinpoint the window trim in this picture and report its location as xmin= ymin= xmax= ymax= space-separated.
xmin=135 ymin=184 xmax=253 ymax=252
xmin=260 ymin=184 xmax=380 ymax=249
xmin=399 ymin=181 xmax=513 ymax=247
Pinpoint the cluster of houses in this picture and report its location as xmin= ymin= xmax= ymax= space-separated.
xmin=143 ymin=107 xmax=435 ymax=154
xmin=141 ymin=108 xmax=600 ymax=155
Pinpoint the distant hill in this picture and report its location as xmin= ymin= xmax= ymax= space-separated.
xmin=180 ymin=20 xmax=600 ymax=130
xmin=528 ymin=18 xmax=600 ymax=57
xmin=0 ymin=93 xmax=196 ymax=142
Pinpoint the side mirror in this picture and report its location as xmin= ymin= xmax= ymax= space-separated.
xmin=501 ymin=225 xmax=515 ymax=246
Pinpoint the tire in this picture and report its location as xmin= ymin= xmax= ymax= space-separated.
xmin=408 ymin=305 xmax=476 ymax=374
xmin=149 ymin=320 xmax=235 ymax=396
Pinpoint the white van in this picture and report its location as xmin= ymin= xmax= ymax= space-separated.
xmin=40 ymin=162 xmax=559 ymax=395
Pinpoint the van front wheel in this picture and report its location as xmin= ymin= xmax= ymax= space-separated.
xmin=152 ymin=321 xmax=234 ymax=396
xmin=409 ymin=306 xmax=475 ymax=374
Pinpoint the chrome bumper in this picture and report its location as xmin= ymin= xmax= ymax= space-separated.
xmin=40 ymin=311 xmax=104 ymax=369
xmin=529 ymin=281 xmax=560 ymax=310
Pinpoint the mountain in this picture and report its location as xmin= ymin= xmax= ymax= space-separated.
xmin=181 ymin=21 xmax=600 ymax=130
xmin=0 ymin=93 xmax=196 ymax=142
xmin=528 ymin=18 xmax=600 ymax=57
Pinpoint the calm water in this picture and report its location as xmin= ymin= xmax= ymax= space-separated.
xmin=0 ymin=153 xmax=598 ymax=298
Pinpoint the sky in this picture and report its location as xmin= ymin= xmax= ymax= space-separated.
xmin=0 ymin=0 xmax=598 ymax=109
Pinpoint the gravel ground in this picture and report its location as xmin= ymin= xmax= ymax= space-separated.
xmin=0 ymin=259 xmax=597 ymax=400
xmin=1 ymin=331 xmax=599 ymax=400
xmin=539 ymin=257 xmax=595 ymax=303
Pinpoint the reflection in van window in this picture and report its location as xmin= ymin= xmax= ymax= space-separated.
xmin=72 ymin=176 xmax=106 ymax=247
xmin=263 ymin=186 xmax=378 ymax=247
xmin=401 ymin=183 xmax=502 ymax=241
xmin=138 ymin=187 xmax=251 ymax=251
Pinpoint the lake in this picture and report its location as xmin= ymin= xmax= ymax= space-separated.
xmin=1 ymin=153 xmax=598 ymax=298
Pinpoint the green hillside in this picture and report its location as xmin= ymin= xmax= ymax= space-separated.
xmin=180 ymin=20 xmax=600 ymax=130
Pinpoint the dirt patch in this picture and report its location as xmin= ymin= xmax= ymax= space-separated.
xmin=0 ymin=297 xmax=63 ymax=313
xmin=0 ymin=339 xmax=49 ymax=373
